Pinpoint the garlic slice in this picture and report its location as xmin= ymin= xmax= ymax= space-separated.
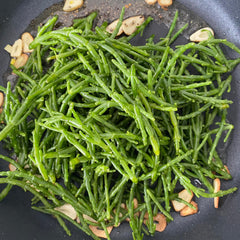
xmin=213 ymin=178 xmax=221 ymax=208
xmin=122 ymin=16 xmax=145 ymax=35
xmin=0 ymin=92 xmax=4 ymax=108
xmin=89 ymin=225 xmax=113 ymax=239
xmin=11 ymin=39 xmax=23 ymax=58
xmin=158 ymin=0 xmax=173 ymax=8
xmin=106 ymin=19 xmax=124 ymax=36
xmin=180 ymin=201 xmax=198 ymax=216
xmin=190 ymin=27 xmax=214 ymax=42
xmin=145 ymin=0 xmax=157 ymax=5
xmin=13 ymin=54 xmax=29 ymax=69
xmin=54 ymin=203 xmax=77 ymax=220
xmin=22 ymin=32 xmax=34 ymax=53
xmin=63 ymin=0 xmax=84 ymax=12
xmin=172 ymin=189 xmax=194 ymax=212
xmin=9 ymin=163 xmax=17 ymax=172
xmin=4 ymin=44 xmax=13 ymax=54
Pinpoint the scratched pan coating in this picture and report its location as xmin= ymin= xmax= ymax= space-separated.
xmin=0 ymin=0 xmax=240 ymax=240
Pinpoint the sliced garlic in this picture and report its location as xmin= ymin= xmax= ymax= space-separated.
xmin=63 ymin=0 xmax=84 ymax=12
xmin=13 ymin=54 xmax=29 ymax=69
xmin=54 ymin=203 xmax=77 ymax=220
xmin=190 ymin=27 xmax=214 ymax=42
xmin=89 ymin=225 xmax=113 ymax=239
xmin=172 ymin=189 xmax=194 ymax=212
xmin=180 ymin=201 xmax=198 ymax=216
xmin=0 ymin=92 xmax=4 ymax=108
xmin=144 ymin=213 xmax=167 ymax=232
xmin=106 ymin=19 xmax=124 ymax=36
xmin=125 ymin=198 xmax=140 ymax=221
xmin=158 ymin=0 xmax=173 ymax=8
xmin=76 ymin=214 xmax=98 ymax=224
xmin=213 ymin=178 xmax=221 ymax=208
xmin=21 ymin=32 xmax=34 ymax=53
xmin=122 ymin=16 xmax=145 ymax=36
xmin=4 ymin=44 xmax=13 ymax=54
xmin=154 ymin=213 xmax=167 ymax=232
xmin=223 ymin=165 xmax=230 ymax=174
xmin=145 ymin=0 xmax=157 ymax=5
xmin=11 ymin=39 xmax=23 ymax=58
xmin=9 ymin=163 xmax=17 ymax=172
xmin=83 ymin=214 xmax=98 ymax=223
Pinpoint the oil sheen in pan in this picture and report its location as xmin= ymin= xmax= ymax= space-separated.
xmin=0 ymin=1 xmax=233 ymax=240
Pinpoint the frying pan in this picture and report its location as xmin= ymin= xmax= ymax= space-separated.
xmin=0 ymin=0 xmax=240 ymax=239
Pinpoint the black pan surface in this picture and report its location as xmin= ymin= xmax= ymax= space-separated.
xmin=0 ymin=1 xmax=240 ymax=240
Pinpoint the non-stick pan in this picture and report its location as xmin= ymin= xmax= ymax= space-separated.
xmin=0 ymin=0 xmax=240 ymax=239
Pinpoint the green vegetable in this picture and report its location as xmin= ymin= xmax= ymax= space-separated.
xmin=0 ymin=7 xmax=239 ymax=240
